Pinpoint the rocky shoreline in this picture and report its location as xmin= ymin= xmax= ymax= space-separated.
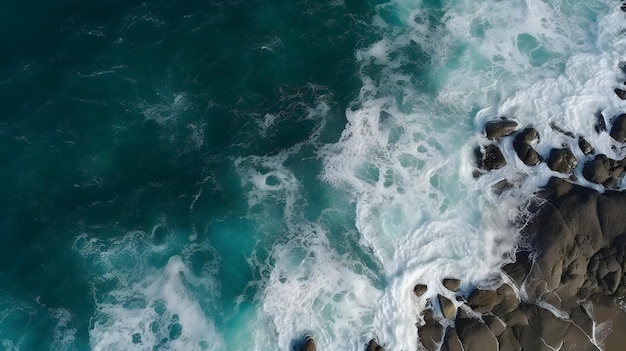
xmin=296 ymin=18 xmax=626 ymax=351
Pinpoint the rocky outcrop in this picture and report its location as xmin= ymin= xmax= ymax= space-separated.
xmin=476 ymin=144 xmax=507 ymax=171
xmin=513 ymin=128 xmax=542 ymax=166
xmin=413 ymin=284 xmax=428 ymax=297
xmin=578 ymin=136 xmax=593 ymax=155
xmin=442 ymin=278 xmax=461 ymax=292
xmin=365 ymin=339 xmax=384 ymax=351
xmin=547 ymin=147 xmax=577 ymax=174
xmin=582 ymin=154 xmax=625 ymax=187
xmin=300 ymin=336 xmax=316 ymax=351
xmin=610 ymin=113 xmax=626 ymax=142
xmin=485 ymin=119 xmax=518 ymax=140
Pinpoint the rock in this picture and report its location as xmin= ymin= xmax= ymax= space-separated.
xmin=467 ymin=289 xmax=501 ymax=314
xmin=492 ymin=284 xmax=519 ymax=316
xmin=478 ymin=144 xmax=507 ymax=171
xmin=513 ymin=128 xmax=542 ymax=166
xmin=442 ymin=278 xmax=461 ymax=292
xmin=561 ymin=323 xmax=600 ymax=351
xmin=550 ymin=122 xmax=575 ymax=138
xmin=485 ymin=119 xmax=518 ymax=140
xmin=619 ymin=61 xmax=626 ymax=74
xmin=614 ymin=88 xmax=626 ymax=100
xmin=456 ymin=318 xmax=498 ymax=351
xmin=413 ymin=284 xmax=428 ymax=297
xmin=441 ymin=327 xmax=463 ymax=351
xmin=418 ymin=308 xmax=444 ymax=351
xmin=595 ymin=112 xmax=607 ymax=133
xmin=366 ymin=339 xmax=384 ymax=351
xmin=582 ymin=154 xmax=624 ymax=186
xmin=578 ymin=136 xmax=593 ymax=155
xmin=483 ymin=315 xmax=506 ymax=337
xmin=610 ymin=113 xmax=626 ymax=142
xmin=501 ymin=309 xmax=529 ymax=327
xmin=438 ymin=295 xmax=456 ymax=320
xmin=547 ymin=148 xmax=578 ymax=174
xmin=301 ymin=336 xmax=316 ymax=351
xmin=501 ymin=251 xmax=531 ymax=286
xmin=497 ymin=328 xmax=522 ymax=351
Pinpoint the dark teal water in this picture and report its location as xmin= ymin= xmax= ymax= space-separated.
xmin=0 ymin=1 xmax=381 ymax=349
xmin=0 ymin=0 xmax=615 ymax=350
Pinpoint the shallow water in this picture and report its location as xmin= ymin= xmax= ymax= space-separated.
xmin=0 ymin=0 xmax=624 ymax=350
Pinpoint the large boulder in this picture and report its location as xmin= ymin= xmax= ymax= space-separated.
xmin=547 ymin=148 xmax=578 ymax=174
xmin=414 ymin=284 xmax=428 ymax=297
xmin=610 ymin=113 xmax=626 ymax=142
xmin=438 ymin=295 xmax=456 ymax=320
xmin=582 ymin=154 xmax=624 ymax=187
xmin=485 ymin=119 xmax=518 ymax=140
xmin=301 ymin=336 xmax=316 ymax=351
xmin=442 ymin=278 xmax=461 ymax=292
xmin=456 ymin=318 xmax=498 ymax=351
xmin=513 ymin=128 xmax=542 ymax=166
xmin=366 ymin=339 xmax=384 ymax=351
xmin=418 ymin=308 xmax=444 ymax=351
xmin=477 ymin=144 xmax=507 ymax=171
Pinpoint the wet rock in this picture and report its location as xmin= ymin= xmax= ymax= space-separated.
xmin=578 ymin=136 xmax=593 ymax=155
xmin=477 ymin=144 xmax=507 ymax=171
xmin=485 ymin=119 xmax=518 ymax=140
xmin=301 ymin=336 xmax=316 ymax=351
xmin=513 ymin=128 xmax=542 ymax=166
xmin=619 ymin=61 xmax=626 ymax=73
xmin=501 ymin=251 xmax=531 ymax=286
xmin=610 ymin=113 xmax=626 ymax=142
xmin=497 ymin=328 xmax=521 ymax=351
xmin=595 ymin=111 xmax=607 ymax=133
xmin=614 ymin=88 xmax=626 ymax=100
xmin=483 ymin=315 xmax=506 ymax=337
xmin=418 ymin=308 xmax=444 ymax=351
xmin=366 ymin=339 xmax=384 ymax=351
xmin=550 ymin=122 xmax=575 ymax=138
xmin=467 ymin=289 xmax=501 ymax=314
xmin=547 ymin=148 xmax=578 ymax=174
xmin=456 ymin=318 xmax=498 ymax=351
xmin=438 ymin=295 xmax=456 ymax=320
xmin=442 ymin=278 xmax=461 ymax=292
xmin=441 ymin=327 xmax=463 ymax=351
xmin=582 ymin=154 xmax=624 ymax=186
xmin=492 ymin=284 xmax=519 ymax=316
xmin=413 ymin=284 xmax=428 ymax=297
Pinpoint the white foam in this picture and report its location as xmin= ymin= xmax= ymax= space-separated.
xmin=319 ymin=0 xmax=621 ymax=349
xmin=76 ymin=230 xmax=223 ymax=351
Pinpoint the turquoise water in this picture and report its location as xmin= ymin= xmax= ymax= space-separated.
xmin=0 ymin=0 xmax=619 ymax=350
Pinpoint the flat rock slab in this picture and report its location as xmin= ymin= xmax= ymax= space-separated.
xmin=442 ymin=278 xmax=461 ymax=292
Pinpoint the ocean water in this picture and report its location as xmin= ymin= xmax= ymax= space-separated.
xmin=0 ymin=0 xmax=624 ymax=350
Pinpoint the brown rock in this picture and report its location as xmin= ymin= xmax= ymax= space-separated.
xmin=513 ymin=128 xmax=542 ymax=166
xmin=442 ymin=278 xmax=461 ymax=292
xmin=547 ymin=148 xmax=578 ymax=174
xmin=477 ymin=144 xmax=507 ymax=171
xmin=301 ymin=336 xmax=316 ymax=351
xmin=485 ymin=119 xmax=518 ymax=140
xmin=418 ymin=308 xmax=444 ymax=351
xmin=610 ymin=113 xmax=626 ymax=142
xmin=497 ymin=327 xmax=522 ymax=351
xmin=441 ymin=327 xmax=463 ymax=351
xmin=501 ymin=309 xmax=528 ymax=327
xmin=483 ymin=315 xmax=506 ymax=337
xmin=467 ymin=289 xmax=501 ymax=314
xmin=438 ymin=295 xmax=456 ymax=320
xmin=578 ymin=136 xmax=593 ymax=155
xmin=492 ymin=284 xmax=519 ymax=316
xmin=456 ymin=318 xmax=498 ymax=351
xmin=413 ymin=284 xmax=428 ymax=297
xmin=366 ymin=339 xmax=384 ymax=351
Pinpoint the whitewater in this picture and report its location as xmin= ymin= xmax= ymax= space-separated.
xmin=2 ymin=0 xmax=626 ymax=350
